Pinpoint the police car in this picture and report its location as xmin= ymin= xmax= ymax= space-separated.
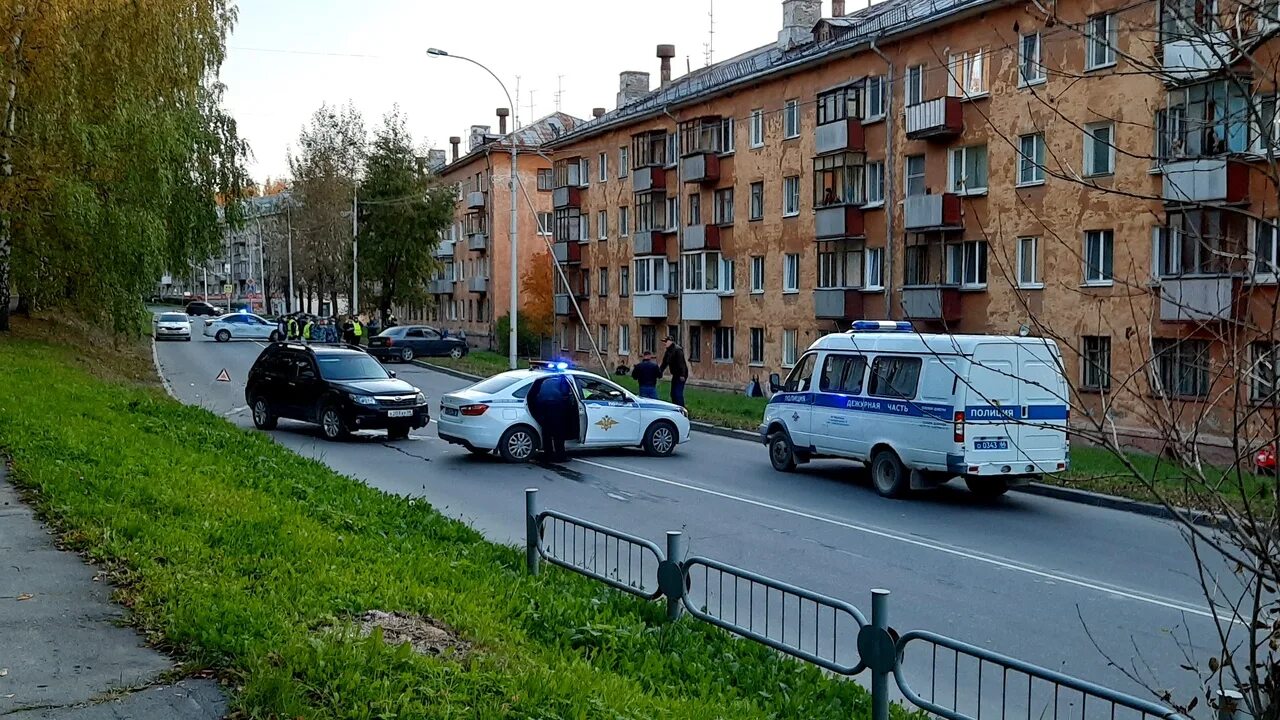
xmin=437 ymin=361 xmax=691 ymax=462
xmin=761 ymin=321 xmax=1070 ymax=499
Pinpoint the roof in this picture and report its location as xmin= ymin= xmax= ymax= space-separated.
xmin=444 ymin=112 xmax=586 ymax=173
xmin=809 ymin=331 xmax=1060 ymax=356
xmin=547 ymin=0 xmax=1001 ymax=147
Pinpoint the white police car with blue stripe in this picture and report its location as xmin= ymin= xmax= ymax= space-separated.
xmin=437 ymin=361 xmax=691 ymax=462
xmin=760 ymin=321 xmax=1070 ymax=498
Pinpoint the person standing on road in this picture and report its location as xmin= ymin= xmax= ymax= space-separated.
xmin=352 ymin=315 xmax=365 ymax=346
xmin=341 ymin=316 xmax=355 ymax=345
xmin=301 ymin=317 xmax=314 ymax=344
xmin=286 ymin=314 xmax=300 ymax=341
xmin=659 ymin=335 xmax=688 ymax=408
xmin=528 ymin=375 xmax=577 ymax=462
xmin=630 ymin=352 xmax=661 ymax=399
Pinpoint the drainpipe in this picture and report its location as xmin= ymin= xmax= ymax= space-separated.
xmin=664 ymin=106 xmax=682 ymax=339
xmin=871 ymin=35 xmax=895 ymax=320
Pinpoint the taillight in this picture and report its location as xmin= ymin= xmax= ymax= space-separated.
xmin=460 ymin=404 xmax=488 ymax=416
xmin=954 ymin=411 xmax=965 ymax=443
xmin=385 ymin=338 xmax=393 ymax=346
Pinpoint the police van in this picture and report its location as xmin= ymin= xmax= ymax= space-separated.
xmin=760 ymin=321 xmax=1070 ymax=499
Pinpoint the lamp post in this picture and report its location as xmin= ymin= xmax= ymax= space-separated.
xmin=428 ymin=47 xmax=519 ymax=371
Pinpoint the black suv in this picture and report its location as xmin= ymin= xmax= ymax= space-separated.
xmin=185 ymin=300 xmax=220 ymax=316
xmin=245 ymin=343 xmax=430 ymax=441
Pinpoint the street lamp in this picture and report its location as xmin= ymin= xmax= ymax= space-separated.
xmin=428 ymin=47 xmax=520 ymax=371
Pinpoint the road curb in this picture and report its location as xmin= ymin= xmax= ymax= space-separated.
xmin=411 ymin=360 xmax=486 ymax=382
xmin=150 ymin=338 xmax=178 ymax=400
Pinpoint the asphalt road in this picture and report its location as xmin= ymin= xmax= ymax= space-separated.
xmin=153 ymin=321 xmax=1229 ymax=716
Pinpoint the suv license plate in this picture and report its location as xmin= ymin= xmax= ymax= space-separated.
xmin=387 ymin=409 xmax=413 ymax=418
xmin=443 ymin=407 xmax=459 ymax=416
xmin=974 ymin=439 xmax=1009 ymax=451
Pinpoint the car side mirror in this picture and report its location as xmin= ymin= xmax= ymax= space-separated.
xmin=769 ymin=373 xmax=783 ymax=392
xmin=388 ymin=370 xmax=397 ymax=378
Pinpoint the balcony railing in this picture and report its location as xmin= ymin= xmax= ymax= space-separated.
xmin=552 ymin=241 xmax=582 ymax=265
xmin=681 ymin=153 xmax=720 ymax=184
xmin=682 ymin=224 xmax=721 ymax=251
xmin=903 ymin=194 xmax=962 ymax=231
xmin=429 ymin=279 xmax=453 ymax=294
xmin=633 ymin=166 xmax=667 ymax=193
xmin=633 ymin=230 xmax=670 ymax=256
xmin=466 ymin=191 xmax=486 ymax=210
xmin=632 ymin=294 xmax=668 ymax=319
xmin=434 ymin=240 xmax=455 ymax=259
xmin=814 ymin=288 xmax=865 ymax=319
xmin=815 ymin=204 xmax=865 ymax=240
xmin=553 ymin=186 xmax=581 ymax=209
xmin=904 ymin=96 xmax=963 ymax=139
xmin=1161 ymin=158 xmax=1249 ymax=204
xmin=1162 ymin=32 xmax=1235 ymax=82
xmin=815 ymin=119 xmax=866 ymax=155
xmin=1158 ymin=275 xmax=1238 ymax=321
xmin=468 ymin=276 xmax=489 ymax=294
xmin=468 ymin=233 xmax=488 ymax=252
xmin=682 ymin=291 xmax=722 ymax=322
xmin=901 ymin=285 xmax=962 ymax=321
xmin=554 ymin=294 xmax=571 ymax=316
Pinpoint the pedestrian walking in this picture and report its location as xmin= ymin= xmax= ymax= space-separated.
xmin=630 ymin=351 xmax=661 ymax=399
xmin=659 ymin=335 xmax=688 ymax=408
xmin=527 ymin=374 xmax=577 ymax=462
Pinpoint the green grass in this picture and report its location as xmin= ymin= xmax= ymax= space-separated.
xmin=0 ymin=334 xmax=887 ymax=719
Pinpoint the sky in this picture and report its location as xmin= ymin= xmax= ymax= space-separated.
xmin=221 ymin=0 xmax=830 ymax=181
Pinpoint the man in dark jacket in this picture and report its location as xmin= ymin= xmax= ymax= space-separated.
xmin=630 ymin=352 xmax=661 ymax=399
xmin=659 ymin=335 xmax=688 ymax=408
xmin=527 ymin=375 xmax=578 ymax=462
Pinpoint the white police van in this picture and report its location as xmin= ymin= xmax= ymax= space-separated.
xmin=760 ymin=321 xmax=1070 ymax=499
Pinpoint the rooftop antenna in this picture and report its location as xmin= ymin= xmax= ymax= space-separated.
xmin=703 ymin=0 xmax=715 ymax=66
xmin=554 ymin=75 xmax=565 ymax=111
xmin=526 ymin=89 xmax=536 ymax=121
xmin=514 ymin=75 xmax=522 ymax=128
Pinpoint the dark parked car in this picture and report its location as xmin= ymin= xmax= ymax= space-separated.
xmin=245 ymin=343 xmax=430 ymax=441
xmin=367 ymin=325 xmax=468 ymax=363
xmin=185 ymin=300 xmax=220 ymax=316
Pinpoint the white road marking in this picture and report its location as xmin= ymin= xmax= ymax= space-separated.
xmin=573 ymin=457 xmax=1228 ymax=621
xmin=223 ymin=406 xmax=249 ymax=417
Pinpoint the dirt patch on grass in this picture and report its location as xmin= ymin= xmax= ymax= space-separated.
xmin=356 ymin=611 xmax=471 ymax=659
xmin=2 ymin=313 xmax=159 ymax=389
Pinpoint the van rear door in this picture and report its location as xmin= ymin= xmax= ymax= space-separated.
xmin=964 ymin=343 xmax=1020 ymax=465
xmin=1016 ymin=342 xmax=1069 ymax=466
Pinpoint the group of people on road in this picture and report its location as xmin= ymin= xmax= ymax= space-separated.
xmin=276 ymin=312 xmax=399 ymax=346
xmin=629 ymin=335 xmax=687 ymax=407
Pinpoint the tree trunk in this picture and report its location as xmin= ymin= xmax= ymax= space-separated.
xmin=0 ymin=14 xmax=26 ymax=333
xmin=14 ymin=291 xmax=28 ymax=315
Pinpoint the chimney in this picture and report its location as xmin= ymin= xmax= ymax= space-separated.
xmin=616 ymin=71 xmax=651 ymax=108
xmin=778 ymin=0 xmax=821 ymax=51
xmin=657 ymin=44 xmax=676 ymax=86
xmin=449 ymin=136 xmax=461 ymax=162
xmin=832 ymin=0 xmax=846 ymax=15
xmin=496 ymin=107 xmax=510 ymax=135
xmin=592 ymin=107 xmax=606 ymax=119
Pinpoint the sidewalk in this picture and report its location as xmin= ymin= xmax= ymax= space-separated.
xmin=0 ymin=470 xmax=225 ymax=719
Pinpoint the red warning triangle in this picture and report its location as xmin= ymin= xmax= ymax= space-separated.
xmin=215 ymin=368 xmax=231 ymax=383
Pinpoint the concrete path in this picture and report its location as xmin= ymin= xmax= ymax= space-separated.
xmin=0 ymin=471 xmax=225 ymax=719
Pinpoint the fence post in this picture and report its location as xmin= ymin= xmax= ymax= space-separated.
xmin=871 ymin=589 xmax=890 ymax=720
xmin=525 ymin=488 xmax=540 ymax=575
xmin=664 ymin=531 xmax=685 ymax=621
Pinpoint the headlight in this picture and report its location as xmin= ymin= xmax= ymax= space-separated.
xmin=415 ymin=392 xmax=427 ymax=405
xmin=350 ymin=394 xmax=377 ymax=406
xmin=678 ymin=407 xmax=688 ymax=418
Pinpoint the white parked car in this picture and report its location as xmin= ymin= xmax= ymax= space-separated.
xmin=202 ymin=312 xmax=281 ymax=343
xmin=437 ymin=362 xmax=691 ymax=462
xmin=153 ymin=312 xmax=192 ymax=341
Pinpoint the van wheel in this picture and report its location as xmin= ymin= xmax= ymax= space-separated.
xmin=767 ymin=431 xmax=797 ymax=472
xmin=643 ymin=421 xmax=678 ymax=457
xmin=965 ymin=477 xmax=1010 ymax=499
xmin=499 ymin=425 xmax=539 ymax=463
xmin=870 ymin=449 xmax=909 ymax=498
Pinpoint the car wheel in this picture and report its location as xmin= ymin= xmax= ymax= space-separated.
xmin=386 ymin=423 xmax=411 ymax=441
xmin=498 ymin=425 xmax=539 ymax=463
xmin=400 ymin=347 xmax=415 ymax=362
xmin=215 ymin=329 xmax=231 ymax=343
xmin=320 ymin=404 xmax=347 ymax=441
xmin=449 ymin=346 xmax=464 ymax=359
xmin=643 ymin=421 xmax=678 ymax=457
xmin=870 ymin=449 xmax=909 ymax=499
xmin=965 ymin=477 xmax=1010 ymax=499
xmin=269 ymin=331 xmax=281 ymax=342
xmin=251 ymin=396 xmax=278 ymax=431
xmin=767 ymin=430 xmax=797 ymax=472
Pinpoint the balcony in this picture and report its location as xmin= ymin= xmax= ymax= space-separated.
xmin=1158 ymin=275 xmax=1239 ymax=322
xmin=434 ymin=240 xmax=455 ymax=259
xmin=1161 ymin=158 xmax=1249 ymax=205
xmin=814 ymin=288 xmax=866 ymax=320
xmin=553 ymin=186 xmax=581 ymax=209
xmin=633 ymin=293 xmax=669 ymax=319
xmin=552 ymin=241 xmax=582 ymax=265
xmin=633 ymin=230 xmax=670 ymax=256
xmin=815 ymin=204 xmax=865 ymax=240
xmin=901 ymin=285 xmax=962 ymax=321
xmin=682 ymin=224 xmax=721 ymax=251
xmin=468 ymin=233 xmax=488 ymax=252
xmin=466 ymin=191 xmax=485 ymax=210
xmin=903 ymin=194 xmax=962 ymax=231
xmin=681 ymin=153 xmax=720 ymax=184
xmin=815 ymin=119 xmax=866 ymax=155
xmin=633 ymin=166 xmax=667 ymax=193
xmin=1162 ymin=32 xmax=1235 ymax=82
xmin=555 ymin=294 xmax=571 ymax=316
xmin=905 ymin=96 xmax=963 ymax=140
xmin=682 ymin=292 xmax=722 ymax=322
xmin=429 ymin=279 xmax=453 ymax=294
xmin=468 ymin=276 xmax=489 ymax=294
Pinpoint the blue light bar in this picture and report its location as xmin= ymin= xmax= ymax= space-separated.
xmin=851 ymin=320 xmax=914 ymax=333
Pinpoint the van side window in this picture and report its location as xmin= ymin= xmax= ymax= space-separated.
xmin=819 ymin=354 xmax=867 ymax=394
xmin=784 ymin=353 xmax=818 ymax=392
xmin=868 ymin=356 xmax=922 ymax=399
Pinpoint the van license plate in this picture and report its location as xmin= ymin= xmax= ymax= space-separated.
xmin=974 ymin=439 xmax=1008 ymax=451
xmin=387 ymin=409 xmax=413 ymax=418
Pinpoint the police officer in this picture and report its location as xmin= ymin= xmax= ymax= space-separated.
xmin=630 ymin=351 xmax=661 ymax=399
xmin=301 ymin=316 xmax=314 ymax=344
xmin=659 ymin=335 xmax=689 ymax=408
xmin=286 ymin=314 xmax=300 ymax=341
xmin=352 ymin=315 xmax=365 ymax=346
xmin=528 ymin=374 xmax=576 ymax=462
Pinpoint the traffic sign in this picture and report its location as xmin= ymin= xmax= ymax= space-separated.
xmin=215 ymin=368 xmax=231 ymax=383
xmin=222 ymin=283 xmax=234 ymax=294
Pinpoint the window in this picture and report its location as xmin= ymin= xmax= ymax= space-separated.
xmin=906 ymin=64 xmax=925 ymax=106
xmin=814 ymin=152 xmax=865 ymax=206
xmin=751 ymin=256 xmax=765 ymax=293
xmin=783 ymin=176 xmax=800 ymax=216
xmin=865 ymin=247 xmax=884 ymax=289
xmin=554 ymin=208 xmax=582 ymax=243
xmin=579 ymin=158 xmax=590 ymax=186
xmin=817 ymin=85 xmax=862 ymax=125
xmin=1084 ymin=229 xmax=1114 ymax=284
xmin=1255 ymin=219 xmax=1279 ymax=277
xmin=1020 ymin=33 xmax=1045 ymax=85
xmin=750 ymin=328 xmax=765 ymax=365
xmin=947 ymin=49 xmax=988 ymax=97
xmin=782 ymin=329 xmax=799 ymax=367
xmin=633 ymin=257 xmax=668 ymax=294
xmin=719 ymin=256 xmax=735 ymax=293
xmin=1157 ymin=209 xmax=1247 ymax=276
xmin=666 ymin=196 xmax=678 ymax=231
xmin=581 ymin=212 xmax=592 ymax=241
xmin=715 ymin=327 xmax=734 ymax=362
xmin=1153 ymin=339 xmax=1209 ymax=397
xmin=537 ymin=168 xmax=554 ymax=191
xmin=641 ymin=325 xmax=657 ymax=354
xmin=1163 ymin=80 xmax=1252 ymax=159
xmin=619 ymin=325 xmax=631 ymax=355
xmin=1018 ymin=133 xmax=1046 ymax=185
xmin=631 ymin=131 xmax=668 ymax=168
xmin=680 ymin=117 xmax=724 ymax=155
xmin=599 ymin=268 xmax=608 ymax=296
xmin=1082 ymin=336 xmax=1112 ymax=391
xmin=1086 ymin=13 xmax=1117 ymax=69
xmin=619 ymin=147 xmax=629 ymax=177
xmin=598 ymin=325 xmax=609 ymax=352
xmin=904 ymin=245 xmax=932 ymax=285
xmin=537 ymin=212 xmax=553 ymax=235
xmin=948 ymin=144 xmax=988 ymax=193
xmin=750 ymin=109 xmax=764 ymax=147
xmin=619 ymin=206 xmax=630 ymax=237
xmin=598 ymin=152 xmax=608 ymax=181
xmin=687 ymin=193 xmax=702 ymax=226
xmin=864 ymin=76 xmax=886 ymax=119
xmin=783 ymin=253 xmax=800 ymax=292
xmin=594 ymin=209 xmax=606 ymax=240
xmin=1250 ymin=342 xmax=1279 ymax=402
xmin=749 ymin=182 xmax=764 ymax=219
xmin=905 ymin=155 xmax=926 ymax=196
xmin=865 ymin=162 xmax=885 ymax=205
xmin=869 ymin=356 xmax=922 ymax=399
xmin=1252 ymin=95 xmax=1280 ymax=154
xmin=683 ymin=252 xmax=722 ymax=292
xmin=945 ymin=240 xmax=988 ymax=287
xmin=784 ymin=99 xmax=801 ymax=138
xmin=1017 ymin=237 xmax=1041 ymax=287
xmin=820 ymin=354 xmax=867 ymax=394
xmin=1084 ymin=122 xmax=1115 ymax=176
xmin=721 ymin=117 xmax=736 ymax=153
xmin=713 ymin=188 xmax=734 ymax=224
xmin=620 ymin=266 xmax=630 ymax=297
xmin=576 ymin=324 xmax=591 ymax=351
xmin=635 ymin=192 xmax=667 ymax=232
xmin=783 ymin=353 xmax=817 ymax=392
xmin=688 ymin=327 xmax=702 ymax=362
xmin=818 ymin=246 xmax=864 ymax=288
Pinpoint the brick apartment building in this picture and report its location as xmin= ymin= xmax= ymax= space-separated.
xmin=543 ymin=0 xmax=1280 ymax=439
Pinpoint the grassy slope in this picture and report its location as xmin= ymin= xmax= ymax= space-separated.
xmin=0 ymin=326 xmax=882 ymax=719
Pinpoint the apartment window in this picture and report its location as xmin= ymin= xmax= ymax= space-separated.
xmin=818 ymin=246 xmax=864 ymax=288
xmin=751 ymin=256 xmax=765 ymax=293
xmin=945 ymin=240 xmax=988 ymax=287
xmin=537 ymin=212 xmax=553 ymax=235
xmin=687 ymin=193 xmax=702 ymax=226
xmin=598 ymin=153 xmax=608 ymax=181
xmin=865 ymin=247 xmax=884 ymax=288
xmin=1163 ymin=80 xmax=1251 ymax=159
xmin=619 ymin=206 xmax=630 ymax=237
xmin=1255 ymin=219 xmax=1279 ymax=277
xmin=1157 ymin=209 xmax=1247 ymax=276
xmin=666 ymin=132 xmax=677 ymax=166
xmin=750 ymin=109 xmax=764 ymax=147
xmin=814 ymin=152 xmax=865 ymax=206
xmin=904 ymin=245 xmax=932 ymax=286
xmin=1086 ymin=13 xmax=1117 ymax=70
xmin=783 ymin=253 xmax=800 ymax=293
xmin=720 ymin=256 xmax=735 ymax=293
xmin=1084 ymin=229 xmax=1114 ymax=284
xmin=1018 ymin=133 xmax=1046 ymax=185
xmin=782 ymin=330 xmax=798 ymax=367
xmin=576 ymin=324 xmax=591 ymax=351
xmin=537 ymin=168 xmax=554 ymax=191
xmin=783 ymin=176 xmax=801 ymax=216
xmin=1017 ymin=237 xmax=1041 ymax=288
xmin=598 ymin=325 xmax=609 ymax=352
xmin=688 ymin=327 xmax=702 ymax=362
xmin=619 ymin=325 xmax=631 ymax=355
xmin=864 ymin=76 xmax=886 ymax=119
xmin=749 ymin=182 xmax=765 ymax=219
xmin=620 ymin=266 xmax=630 ymax=297
xmin=641 ymin=325 xmax=657 ymax=354
xmin=865 ymin=162 xmax=885 ymax=205
xmin=905 ymin=155 xmax=926 ymax=196
xmin=683 ymin=252 xmax=722 ymax=292
xmin=750 ymin=328 xmax=765 ymax=365
xmin=1250 ymin=342 xmax=1280 ymax=402
xmin=721 ymin=117 xmax=736 ymax=153
xmin=598 ymin=268 xmax=608 ymax=296
xmin=635 ymin=192 xmax=666 ymax=232
xmin=619 ymin=147 xmax=629 ymax=177
xmin=581 ymin=212 xmax=592 ymax=241
xmin=948 ymin=144 xmax=989 ymax=194
xmin=906 ymin=64 xmax=925 ymax=106
xmin=1020 ymin=33 xmax=1046 ymax=85
xmin=633 ymin=257 xmax=667 ymax=294
xmin=715 ymin=327 xmax=735 ymax=362
xmin=664 ymin=196 xmax=678 ymax=231
xmin=947 ymin=48 xmax=988 ymax=97
xmin=784 ymin=99 xmax=801 ymax=138
xmin=817 ymin=85 xmax=862 ymax=125
xmin=1252 ymin=95 xmax=1280 ymax=154
xmin=580 ymin=158 xmax=590 ymax=186
xmin=1153 ymin=339 xmax=1210 ymax=397
xmin=713 ymin=187 xmax=734 ymax=224
xmin=1084 ymin=122 xmax=1115 ymax=176
xmin=1082 ymin=336 xmax=1112 ymax=391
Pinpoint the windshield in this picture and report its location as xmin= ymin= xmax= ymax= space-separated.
xmin=468 ymin=374 xmax=523 ymax=395
xmin=158 ymin=313 xmax=187 ymax=323
xmin=316 ymin=355 xmax=390 ymax=381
